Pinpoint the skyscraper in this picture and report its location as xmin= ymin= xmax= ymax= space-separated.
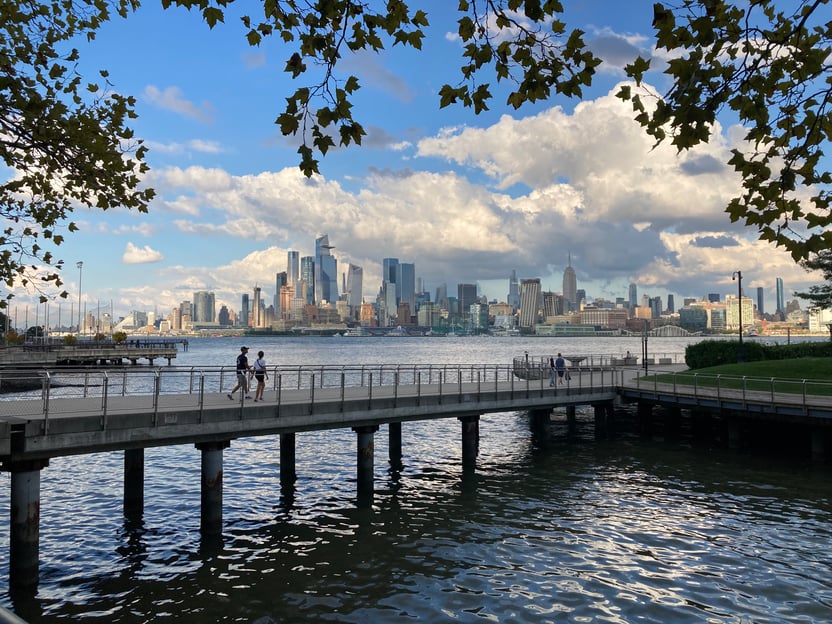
xmin=241 ymin=294 xmax=249 ymax=328
xmin=193 ymin=291 xmax=215 ymax=323
xmin=756 ymin=287 xmax=764 ymax=316
xmin=457 ymin=283 xmax=478 ymax=314
xmin=300 ymin=256 xmax=315 ymax=305
xmin=287 ymin=250 xmax=299 ymax=291
xmin=346 ymin=264 xmax=363 ymax=310
xmin=628 ymin=283 xmax=637 ymax=309
xmin=274 ymin=272 xmax=287 ymax=318
xmin=776 ymin=277 xmax=785 ymax=315
xmin=397 ymin=262 xmax=416 ymax=310
xmin=315 ymin=234 xmax=338 ymax=304
xmin=508 ymin=270 xmax=520 ymax=310
xmin=252 ymin=286 xmax=262 ymax=327
xmin=519 ymin=279 xmax=542 ymax=328
xmin=562 ymin=254 xmax=577 ymax=312
xmin=666 ymin=293 xmax=675 ymax=314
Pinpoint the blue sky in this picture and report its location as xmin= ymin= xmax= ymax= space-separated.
xmin=7 ymin=1 xmax=823 ymax=322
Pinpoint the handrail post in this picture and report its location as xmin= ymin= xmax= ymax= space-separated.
xmin=458 ymin=367 xmax=462 ymax=403
xmin=42 ymin=372 xmax=51 ymax=434
xmin=101 ymin=371 xmax=109 ymax=430
xmin=309 ymin=373 xmax=315 ymax=414
xmin=417 ymin=371 xmax=421 ymax=406
xmin=367 ymin=372 xmax=373 ymax=409
xmin=438 ymin=371 xmax=443 ymax=405
xmin=340 ymin=372 xmax=345 ymax=412
xmin=198 ymin=372 xmax=205 ymax=423
xmin=394 ymin=371 xmax=399 ymax=407
xmin=477 ymin=371 xmax=481 ymax=401
xmin=153 ymin=370 xmax=161 ymax=426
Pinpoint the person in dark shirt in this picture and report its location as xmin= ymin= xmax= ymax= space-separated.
xmin=228 ymin=346 xmax=253 ymax=400
xmin=555 ymin=353 xmax=567 ymax=385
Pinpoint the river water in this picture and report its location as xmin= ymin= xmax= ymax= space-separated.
xmin=1 ymin=335 xmax=831 ymax=623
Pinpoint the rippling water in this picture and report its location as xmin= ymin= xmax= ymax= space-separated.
xmin=2 ymin=336 xmax=831 ymax=622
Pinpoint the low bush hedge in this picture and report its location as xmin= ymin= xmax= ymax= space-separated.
xmin=685 ymin=339 xmax=832 ymax=369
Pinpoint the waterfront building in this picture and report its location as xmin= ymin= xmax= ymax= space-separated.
xmin=679 ymin=306 xmax=707 ymax=332
xmin=579 ymin=307 xmax=628 ymax=330
xmin=542 ymin=291 xmax=563 ymax=318
xmin=725 ymin=294 xmax=755 ymax=330
xmin=470 ymin=303 xmax=489 ymax=332
xmin=562 ymin=254 xmax=577 ymax=311
xmin=518 ymin=278 xmax=542 ymax=328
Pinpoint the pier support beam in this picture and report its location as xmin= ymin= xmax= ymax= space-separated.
xmin=594 ymin=403 xmax=614 ymax=438
xmin=123 ymin=448 xmax=144 ymax=519
xmin=353 ymin=425 xmax=378 ymax=505
xmin=3 ymin=459 xmax=49 ymax=590
xmin=280 ymin=433 xmax=296 ymax=486
xmin=459 ymin=415 xmax=480 ymax=466
xmin=196 ymin=441 xmax=230 ymax=535
xmin=566 ymin=405 xmax=577 ymax=434
xmin=389 ymin=421 xmax=402 ymax=467
xmin=724 ymin=414 xmax=741 ymax=449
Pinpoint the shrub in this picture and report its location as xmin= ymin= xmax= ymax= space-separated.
xmin=685 ymin=339 xmax=832 ymax=368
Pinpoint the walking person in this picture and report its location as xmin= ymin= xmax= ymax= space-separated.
xmin=252 ymin=350 xmax=268 ymax=402
xmin=228 ymin=346 xmax=253 ymax=400
xmin=555 ymin=353 xmax=567 ymax=385
xmin=548 ymin=356 xmax=556 ymax=386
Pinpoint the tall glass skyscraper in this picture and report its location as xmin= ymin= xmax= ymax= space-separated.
xmin=287 ymin=250 xmax=299 ymax=292
xmin=397 ymin=263 xmax=416 ymax=309
xmin=300 ymin=255 xmax=315 ymax=305
xmin=519 ymin=279 xmax=542 ymax=328
xmin=628 ymin=283 xmax=637 ymax=309
xmin=508 ymin=270 xmax=520 ymax=311
xmin=315 ymin=234 xmax=338 ymax=304
xmin=346 ymin=264 xmax=363 ymax=309
xmin=776 ymin=277 xmax=785 ymax=314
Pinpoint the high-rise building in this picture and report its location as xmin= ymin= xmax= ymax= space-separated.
xmin=382 ymin=258 xmax=399 ymax=285
xmin=666 ymin=294 xmax=675 ymax=314
xmin=628 ymin=283 xmax=638 ymax=309
xmin=397 ymin=263 xmax=416 ymax=310
xmin=562 ymin=254 xmax=577 ymax=312
xmin=274 ymin=272 xmax=287 ymax=318
xmin=193 ymin=291 xmax=215 ymax=323
xmin=287 ymin=250 xmax=299 ymax=292
xmin=775 ymin=277 xmax=785 ymax=314
xmin=252 ymin=286 xmax=263 ymax=327
xmin=508 ymin=270 xmax=520 ymax=310
xmin=346 ymin=264 xmax=363 ymax=310
xmin=756 ymin=287 xmax=764 ymax=316
xmin=457 ymin=283 xmax=478 ymax=314
xmin=519 ymin=278 xmax=542 ymax=328
xmin=240 ymin=294 xmax=249 ymax=328
xmin=708 ymin=293 xmax=720 ymax=303
xmin=315 ymin=234 xmax=338 ymax=304
xmin=435 ymin=283 xmax=448 ymax=310
xmin=300 ymin=256 xmax=315 ymax=305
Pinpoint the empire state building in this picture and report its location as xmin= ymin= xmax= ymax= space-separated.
xmin=562 ymin=253 xmax=577 ymax=312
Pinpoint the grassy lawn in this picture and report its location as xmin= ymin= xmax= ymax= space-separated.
xmin=650 ymin=358 xmax=832 ymax=396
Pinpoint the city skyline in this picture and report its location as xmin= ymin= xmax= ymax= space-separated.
xmin=3 ymin=2 xmax=825 ymax=318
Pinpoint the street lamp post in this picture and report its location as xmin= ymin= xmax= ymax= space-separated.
xmin=76 ymin=260 xmax=83 ymax=335
xmin=732 ymin=270 xmax=743 ymax=363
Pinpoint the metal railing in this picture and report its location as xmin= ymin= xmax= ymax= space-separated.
xmin=625 ymin=371 xmax=832 ymax=412
xmin=0 ymin=363 xmax=626 ymax=429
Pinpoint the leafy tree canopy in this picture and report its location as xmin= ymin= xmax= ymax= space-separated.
xmin=795 ymin=249 xmax=832 ymax=311
xmin=2 ymin=0 xmax=831 ymax=306
xmin=0 ymin=0 xmax=154 ymax=308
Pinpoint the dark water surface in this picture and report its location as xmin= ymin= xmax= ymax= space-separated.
xmin=1 ymin=336 xmax=831 ymax=622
